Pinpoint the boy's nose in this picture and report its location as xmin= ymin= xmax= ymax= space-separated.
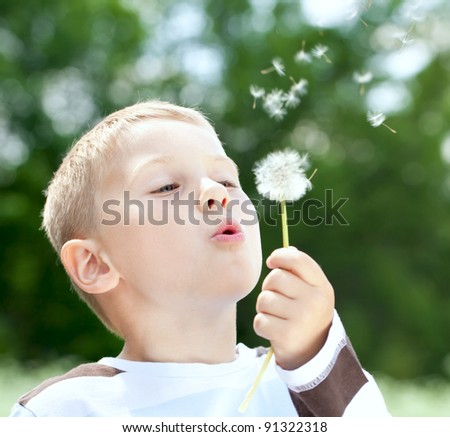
xmin=198 ymin=179 xmax=230 ymax=213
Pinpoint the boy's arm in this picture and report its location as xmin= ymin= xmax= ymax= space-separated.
xmin=255 ymin=247 xmax=389 ymax=416
xmin=276 ymin=311 xmax=390 ymax=416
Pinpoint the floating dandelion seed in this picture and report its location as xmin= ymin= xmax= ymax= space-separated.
xmin=353 ymin=70 xmax=373 ymax=95
xmin=367 ymin=111 xmax=397 ymax=133
xmin=294 ymin=40 xmax=312 ymax=64
xmin=261 ymin=57 xmax=286 ymax=76
xmin=263 ymin=89 xmax=286 ymax=121
xmin=399 ymin=33 xmax=414 ymax=45
xmin=349 ymin=12 xmax=369 ymax=28
xmin=367 ymin=111 xmax=384 ymax=127
xmin=252 ymin=56 xmax=309 ymax=120
xmin=403 ymin=3 xmax=426 ymax=23
xmin=268 ymin=106 xmax=287 ymax=121
xmin=239 ymin=149 xmax=314 ymax=414
xmin=347 ymin=0 xmax=372 ymax=27
xmin=272 ymin=58 xmax=286 ymax=76
xmin=283 ymin=90 xmax=301 ymax=109
xmin=263 ymin=89 xmax=284 ymax=109
xmin=311 ymin=44 xmax=332 ymax=64
xmin=399 ymin=32 xmax=414 ymax=49
xmin=251 ymin=79 xmax=308 ymax=120
xmin=250 ymin=85 xmax=265 ymax=109
xmin=290 ymin=77 xmax=308 ymax=96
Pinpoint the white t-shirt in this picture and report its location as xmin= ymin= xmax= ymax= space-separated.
xmin=10 ymin=311 xmax=389 ymax=417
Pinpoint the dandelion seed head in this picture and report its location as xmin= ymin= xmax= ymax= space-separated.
xmin=250 ymin=85 xmax=265 ymax=98
xmin=353 ymin=71 xmax=373 ymax=84
xmin=268 ymin=106 xmax=287 ymax=121
xmin=294 ymin=50 xmax=312 ymax=64
xmin=347 ymin=0 xmax=371 ymax=20
xmin=263 ymin=89 xmax=284 ymax=111
xmin=253 ymin=150 xmax=312 ymax=201
xmin=347 ymin=9 xmax=358 ymax=21
xmin=399 ymin=33 xmax=414 ymax=46
xmin=261 ymin=58 xmax=286 ymax=76
xmin=367 ymin=111 xmax=386 ymax=127
xmin=311 ymin=44 xmax=329 ymax=58
xmin=271 ymin=57 xmax=285 ymax=76
xmin=283 ymin=91 xmax=301 ymax=109
xmin=291 ymin=78 xmax=309 ymax=96
xmin=260 ymin=89 xmax=288 ymax=120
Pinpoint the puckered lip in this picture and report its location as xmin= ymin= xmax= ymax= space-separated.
xmin=211 ymin=219 xmax=244 ymax=242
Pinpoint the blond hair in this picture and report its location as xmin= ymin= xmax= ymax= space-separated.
xmin=42 ymin=100 xmax=215 ymax=332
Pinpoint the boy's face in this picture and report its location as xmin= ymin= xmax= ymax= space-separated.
xmin=96 ymin=119 xmax=262 ymax=310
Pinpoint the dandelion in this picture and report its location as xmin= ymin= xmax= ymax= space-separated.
xmin=239 ymin=149 xmax=314 ymax=413
xmin=353 ymin=70 xmax=373 ymax=95
xmin=290 ymin=77 xmax=308 ymax=96
xmin=250 ymin=85 xmax=265 ymax=109
xmin=311 ymin=44 xmax=332 ymax=64
xmin=367 ymin=111 xmax=397 ymax=133
xmin=253 ymin=150 xmax=312 ymax=203
xmin=261 ymin=57 xmax=285 ymax=76
xmin=294 ymin=40 xmax=312 ymax=64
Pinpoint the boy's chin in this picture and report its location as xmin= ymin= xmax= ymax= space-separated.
xmin=235 ymin=287 xmax=255 ymax=303
xmin=223 ymin=273 xmax=261 ymax=303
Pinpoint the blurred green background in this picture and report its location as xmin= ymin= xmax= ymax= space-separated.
xmin=1 ymin=0 xmax=449 ymax=416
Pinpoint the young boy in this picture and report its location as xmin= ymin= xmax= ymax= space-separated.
xmin=10 ymin=100 xmax=389 ymax=417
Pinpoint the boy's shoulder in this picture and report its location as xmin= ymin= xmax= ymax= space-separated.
xmin=13 ymin=362 xmax=124 ymax=416
xmin=11 ymin=346 xmax=272 ymax=416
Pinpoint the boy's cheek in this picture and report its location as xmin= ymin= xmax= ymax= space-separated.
xmin=228 ymin=192 xmax=259 ymax=226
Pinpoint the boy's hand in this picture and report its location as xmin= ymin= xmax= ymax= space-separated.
xmin=254 ymin=247 xmax=335 ymax=370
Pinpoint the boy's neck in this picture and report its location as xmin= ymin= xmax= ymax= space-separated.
xmin=116 ymin=303 xmax=238 ymax=365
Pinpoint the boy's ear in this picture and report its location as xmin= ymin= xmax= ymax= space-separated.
xmin=60 ymin=239 xmax=120 ymax=294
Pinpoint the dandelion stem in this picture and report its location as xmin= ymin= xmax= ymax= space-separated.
xmin=239 ymin=199 xmax=290 ymax=413
xmin=359 ymin=17 xmax=369 ymax=27
xmin=309 ymin=168 xmax=318 ymax=181
xmin=261 ymin=67 xmax=274 ymax=74
xmin=280 ymin=199 xmax=289 ymax=248
xmin=382 ymin=123 xmax=397 ymax=134
xmin=238 ymin=348 xmax=274 ymax=413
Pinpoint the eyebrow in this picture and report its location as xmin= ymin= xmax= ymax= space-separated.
xmin=211 ymin=155 xmax=240 ymax=175
xmin=129 ymin=155 xmax=172 ymax=184
xmin=129 ymin=153 xmax=240 ymax=184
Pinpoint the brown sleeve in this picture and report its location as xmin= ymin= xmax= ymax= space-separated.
xmin=288 ymin=338 xmax=368 ymax=417
xmin=18 ymin=363 xmax=123 ymax=407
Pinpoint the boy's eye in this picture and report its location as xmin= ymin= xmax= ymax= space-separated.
xmin=153 ymin=183 xmax=179 ymax=193
xmin=219 ymin=180 xmax=238 ymax=188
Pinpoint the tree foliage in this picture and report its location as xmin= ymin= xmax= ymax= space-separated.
xmin=1 ymin=0 xmax=449 ymax=380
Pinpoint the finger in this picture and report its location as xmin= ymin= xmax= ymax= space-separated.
xmin=256 ymin=289 xmax=292 ymax=320
xmin=253 ymin=312 xmax=287 ymax=342
xmin=261 ymin=267 xmax=311 ymax=300
xmin=266 ymin=247 xmax=328 ymax=287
